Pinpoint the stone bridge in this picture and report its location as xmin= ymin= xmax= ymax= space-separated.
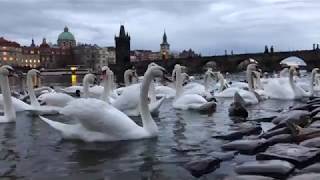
xmin=130 ymin=49 xmax=320 ymax=75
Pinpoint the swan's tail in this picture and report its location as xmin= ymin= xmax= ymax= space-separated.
xmin=39 ymin=116 xmax=80 ymax=138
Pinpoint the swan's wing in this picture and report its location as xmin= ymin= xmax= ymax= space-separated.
xmin=173 ymin=94 xmax=207 ymax=110
xmin=61 ymin=98 xmax=143 ymax=138
xmin=40 ymin=116 xmax=110 ymax=142
xmin=112 ymin=84 xmax=140 ymax=111
xmin=0 ymin=95 xmax=31 ymax=112
xmin=38 ymin=92 xmax=73 ymax=107
xmin=149 ymin=97 xmax=165 ymax=113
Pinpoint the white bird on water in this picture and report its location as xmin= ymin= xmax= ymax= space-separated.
xmin=40 ymin=64 xmax=167 ymax=142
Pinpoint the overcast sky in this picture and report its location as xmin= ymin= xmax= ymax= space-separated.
xmin=1 ymin=0 xmax=320 ymax=55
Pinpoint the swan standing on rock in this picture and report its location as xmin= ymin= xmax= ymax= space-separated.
xmin=173 ymin=64 xmax=216 ymax=112
xmin=0 ymin=65 xmax=16 ymax=123
xmin=40 ymin=65 xmax=167 ymax=142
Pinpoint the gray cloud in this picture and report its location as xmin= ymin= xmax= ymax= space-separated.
xmin=0 ymin=0 xmax=319 ymax=55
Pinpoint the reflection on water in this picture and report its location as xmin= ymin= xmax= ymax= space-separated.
xmin=0 ymin=75 xmax=307 ymax=180
xmin=71 ymin=74 xmax=78 ymax=86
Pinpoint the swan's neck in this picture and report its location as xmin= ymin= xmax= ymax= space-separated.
xmin=311 ymin=71 xmax=317 ymax=96
xmin=27 ymin=74 xmax=40 ymax=106
xmin=204 ymin=72 xmax=209 ymax=92
xmin=289 ymin=69 xmax=296 ymax=92
xmin=175 ymin=68 xmax=183 ymax=97
xmin=101 ymin=73 xmax=110 ymax=103
xmin=149 ymin=80 xmax=156 ymax=103
xmin=247 ymin=69 xmax=254 ymax=92
xmin=0 ymin=74 xmax=15 ymax=121
xmin=139 ymin=70 xmax=158 ymax=134
xmin=124 ymin=70 xmax=130 ymax=87
xmin=218 ymin=73 xmax=225 ymax=92
xmin=83 ymin=76 xmax=90 ymax=98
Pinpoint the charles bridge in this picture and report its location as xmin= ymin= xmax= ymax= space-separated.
xmin=125 ymin=49 xmax=320 ymax=75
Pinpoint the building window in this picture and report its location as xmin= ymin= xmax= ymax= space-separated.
xmin=3 ymin=57 xmax=7 ymax=61
xmin=9 ymin=57 xmax=13 ymax=61
xmin=30 ymin=50 xmax=34 ymax=54
xmin=3 ymin=52 xmax=7 ymax=56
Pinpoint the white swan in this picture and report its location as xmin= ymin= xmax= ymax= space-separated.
xmin=112 ymin=64 xmax=165 ymax=116
xmin=0 ymin=65 xmax=16 ymax=123
xmin=173 ymin=64 xmax=216 ymax=111
xmin=264 ymin=66 xmax=310 ymax=99
xmin=39 ymin=65 xmax=166 ymax=142
xmin=214 ymin=64 xmax=260 ymax=105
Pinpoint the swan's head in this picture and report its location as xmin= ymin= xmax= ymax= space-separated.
xmin=101 ymin=66 xmax=109 ymax=74
xmin=148 ymin=62 xmax=158 ymax=68
xmin=147 ymin=64 xmax=166 ymax=79
xmin=312 ymin=68 xmax=320 ymax=75
xmin=27 ymin=69 xmax=40 ymax=77
xmin=0 ymin=65 xmax=15 ymax=77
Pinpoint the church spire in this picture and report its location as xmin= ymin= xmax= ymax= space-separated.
xmin=162 ymin=30 xmax=168 ymax=44
xmin=119 ymin=25 xmax=125 ymax=37
xmin=30 ymin=38 xmax=35 ymax=47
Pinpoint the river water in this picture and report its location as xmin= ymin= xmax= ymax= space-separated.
xmin=0 ymin=74 xmax=306 ymax=180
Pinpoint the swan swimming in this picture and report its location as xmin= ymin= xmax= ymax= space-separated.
xmin=173 ymin=64 xmax=216 ymax=112
xmin=214 ymin=64 xmax=261 ymax=105
xmin=112 ymin=64 xmax=165 ymax=116
xmin=0 ymin=65 xmax=16 ymax=123
xmin=40 ymin=64 xmax=167 ymax=142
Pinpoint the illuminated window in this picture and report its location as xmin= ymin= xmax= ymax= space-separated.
xmin=34 ymin=60 xmax=36 ymax=63
xmin=3 ymin=57 xmax=7 ymax=61
xmin=9 ymin=57 xmax=13 ymax=61
xmin=38 ymin=60 xmax=40 ymax=63
xmin=30 ymin=50 xmax=34 ymax=54
xmin=29 ymin=60 xmax=32 ymax=63
xmin=3 ymin=52 xmax=7 ymax=55
xmin=25 ymin=60 xmax=28 ymax=63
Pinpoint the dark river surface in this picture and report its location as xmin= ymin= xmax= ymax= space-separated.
xmin=0 ymin=74 xmax=305 ymax=180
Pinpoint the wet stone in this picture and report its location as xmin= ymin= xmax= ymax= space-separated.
xmin=0 ymin=161 xmax=15 ymax=176
xmin=266 ymin=134 xmax=294 ymax=145
xmin=249 ymin=116 xmax=277 ymax=123
xmin=184 ymin=157 xmax=221 ymax=178
xmin=209 ymin=151 xmax=238 ymax=161
xmin=260 ymin=127 xmax=290 ymax=139
xmin=235 ymin=160 xmax=294 ymax=178
xmin=222 ymin=139 xmax=266 ymax=154
xmin=257 ymin=143 xmax=320 ymax=167
xmin=272 ymin=110 xmax=310 ymax=126
xmin=299 ymin=163 xmax=320 ymax=174
xmin=224 ymin=175 xmax=275 ymax=180
xmin=289 ymin=173 xmax=320 ymax=180
xmin=213 ymin=123 xmax=262 ymax=140
xmin=309 ymin=120 xmax=320 ymax=128
xmin=300 ymin=137 xmax=320 ymax=148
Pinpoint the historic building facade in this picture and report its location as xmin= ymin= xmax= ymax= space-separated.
xmin=21 ymin=39 xmax=41 ymax=68
xmin=0 ymin=37 xmax=23 ymax=67
xmin=160 ymin=31 xmax=170 ymax=60
xmin=95 ymin=47 xmax=116 ymax=70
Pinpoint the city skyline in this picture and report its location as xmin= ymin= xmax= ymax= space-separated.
xmin=1 ymin=0 xmax=320 ymax=55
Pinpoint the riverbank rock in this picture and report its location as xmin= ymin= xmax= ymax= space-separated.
xmin=184 ymin=157 xmax=221 ymax=178
xmin=209 ymin=151 xmax=238 ymax=161
xmin=222 ymin=139 xmax=266 ymax=154
xmin=224 ymin=175 xmax=275 ymax=180
xmin=235 ymin=160 xmax=294 ymax=178
xmin=272 ymin=110 xmax=310 ymax=127
xmin=289 ymin=173 xmax=320 ymax=180
xmin=213 ymin=123 xmax=262 ymax=140
xmin=299 ymin=163 xmax=320 ymax=174
xmin=300 ymin=137 xmax=320 ymax=148
xmin=257 ymin=143 xmax=320 ymax=167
